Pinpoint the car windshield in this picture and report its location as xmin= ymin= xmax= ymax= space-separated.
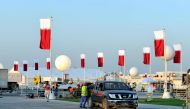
xmin=104 ymin=82 xmax=129 ymax=90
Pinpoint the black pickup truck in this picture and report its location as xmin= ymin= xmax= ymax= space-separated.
xmin=87 ymin=81 xmax=138 ymax=109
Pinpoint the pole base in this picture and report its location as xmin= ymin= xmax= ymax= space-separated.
xmin=49 ymin=91 xmax=56 ymax=100
xmin=162 ymin=91 xmax=171 ymax=99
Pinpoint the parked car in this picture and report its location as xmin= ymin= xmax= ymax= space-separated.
xmin=58 ymin=82 xmax=77 ymax=91
xmin=87 ymin=81 xmax=138 ymax=109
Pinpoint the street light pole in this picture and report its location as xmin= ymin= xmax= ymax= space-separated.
xmin=162 ymin=28 xmax=171 ymax=99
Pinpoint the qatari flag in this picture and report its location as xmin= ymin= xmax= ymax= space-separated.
xmin=118 ymin=50 xmax=125 ymax=66
xmin=143 ymin=47 xmax=150 ymax=65
xmin=46 ymin=58 xmax=51 ymax=70
xmin=97 ymin=52 xmax=104 ymax=67
xmin=154 ymin=30 xmax=164 ymax=57
xmin=173 ymin=44 xmax=181 ymax=63
xmin=40 ymin=19 xmax=51 ymax=50
xmin=34 ymin=60 xmax=39 ymax=70
xmin=14 ymin=61 xmax=19 ymax=71
xmin=23 ymin=60 xmax=28 ymax=71
xmin=80 ymin=54 xmax=85 ymax=68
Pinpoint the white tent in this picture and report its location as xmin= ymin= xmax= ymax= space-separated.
xmin=142 ymin=77 xmax=157 ymax=84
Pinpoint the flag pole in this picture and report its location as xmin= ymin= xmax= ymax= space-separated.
xmin=119 ymin=66 xmax=123 ymax=81
xmin=84 ymin=68 xmax=86 ymax=82
xmin=35 ymin=61 xmax=39 ymax=98
xmin=181 ymin=47 xmax=183 ymax=102
xmin=101 ymin=67 xmax=104 ymax=80
xmin=149 ymin=49 xmax=152 ymax=75
xmin=162 ymin=28 xmax=170 ymax=98
xmin=50 ymin=16 xmax=53 ymax=86
xmin=99 ymin=67 xmax=102 ymax=80
xmin=147 ymin=48 xmax=152 ymax=91
xmin=181 ymin=50 xmax=185 ymax=108
xmin=84 ymin=55 xmax=86 ymax=82
xmin=99 ymin=67 xmax=101 ymax=80
xmin=48 ymin=16 xmax=56 ymax=100
xmin=124 ymin=57 xmax=126 ymax=83
xmin=20 ymin=68 xmax=23 ymax=96
xmin=37 ymin=71 xmax=39 ymax=98
xmin=23 ymin=61 xmax=28 ymax=99
xmin=164 ymin=28 xmax=167 ymax=93
xmin=26 ymin=64 xmax=28 ymax=99
xmin=180 ymin=48 xmax=183 ymax=76
xmin=20 ymin=76 xmax=23 ymax=96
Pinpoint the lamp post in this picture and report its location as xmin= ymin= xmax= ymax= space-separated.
xmin=160 ymin=45 xmax=175 ymax=98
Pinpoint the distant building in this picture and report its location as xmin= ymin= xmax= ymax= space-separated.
xmin=105 ymin=71 xmax=186 ymax=91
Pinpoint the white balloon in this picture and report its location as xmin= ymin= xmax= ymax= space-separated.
xmin=0 ymin=63 xmax=4 ymax=69
xmin=160 ymin=45 xmax=175 ymax=61
xmin=55 ymin=55 xmax=71 ymax=72
xmin=129 ymin=67 xmax=138 ymax=77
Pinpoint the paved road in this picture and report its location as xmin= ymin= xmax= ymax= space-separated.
xmin=0 ymin=96 xmax=181 ymax=109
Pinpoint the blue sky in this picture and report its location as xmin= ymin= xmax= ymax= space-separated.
xmin=0 ymin=0 xmax=189 ymax=73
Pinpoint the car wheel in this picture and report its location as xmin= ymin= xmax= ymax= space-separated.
xmin=87 ymin=97 xmax=94 ymax=108
xmin=102 ymin=98 xmax=109 ymax=109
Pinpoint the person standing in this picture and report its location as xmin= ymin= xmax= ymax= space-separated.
xmin=80 ymin=83 xmax=88 ymax=108
xmin=141 ymin=85 xmax=145 ymax=92
xmin=147 ymin=85 xmax=153 ymax=99
xmin=170 ymin=83 xmax=174 ymax=98
xmin=44 ymin=81 xmax=50 ymax=102
xmin=127 ymin=82 xmax=131 ymax=89
xmin=131 ymin=82 xmax=136 ymax=91
xmin=54 ymin=82 xmax=59 ymax=98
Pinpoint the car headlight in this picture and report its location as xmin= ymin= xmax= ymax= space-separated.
xmin=133 ymin=94 xmax=138 ymax=98
xmin=109 ymin=94 xmax=116 ymax=98
xmin=128 ymin=94 xmax=133 ymax=98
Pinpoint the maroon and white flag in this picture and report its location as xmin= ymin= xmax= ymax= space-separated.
xmin=118 ymin=50 xmax=125 ymax=66
xmin=143 ymin=47 xmax=150 ymax=65
xmin=46 ymin=58 xmax=51 ymax=70
xmin=40 ymin=19 xmax=51 ymax=50
xmin=173 ymin=44 xmax=181 ymax=63
xmin=23 ymin=61 xmax=28 ymax=71
xmin=154 ymin=30 xmax=164 ymax=57
xmin=80 ymin=54 xmax=85 ymax=68
xmin=97 ymin=52 xmax=104 ymax=67
xmin=14 ymin=61 xmax=19 ymax=71
xmin=34 ymin=60 xmax=39 ymax=70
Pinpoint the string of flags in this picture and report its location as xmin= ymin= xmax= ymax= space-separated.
xmin=13 ymin=58 xmax=51 ymax=71
xmin=13 ymin=46 xmax=182 ymax=72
